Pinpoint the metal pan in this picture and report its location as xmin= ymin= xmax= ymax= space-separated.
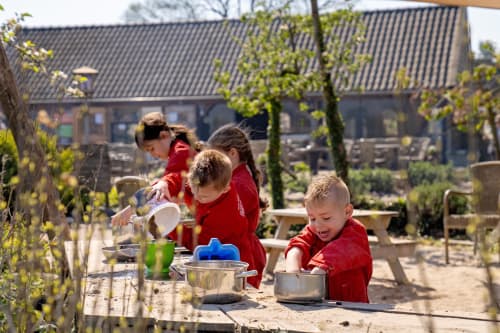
xmin=274 ymin=270 xmax=327 ymax=303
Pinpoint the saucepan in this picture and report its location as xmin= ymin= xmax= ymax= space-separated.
xmin=182 ymin=260 xmax=257 ymax=304
xmin=274 ymin=270 xmax=327 ymax=303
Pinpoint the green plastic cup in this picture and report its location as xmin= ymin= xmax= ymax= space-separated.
xmin=145 ymin=239 xmax=175 ymax=278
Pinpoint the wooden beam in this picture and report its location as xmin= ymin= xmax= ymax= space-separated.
xmin=407 ymin=0 xmax=500 ymax=9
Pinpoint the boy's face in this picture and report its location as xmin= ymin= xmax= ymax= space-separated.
xmin=192 ymin=183 xmax=229 ymax=204
xmin=305 ymin=198 xmax=353 ymax=243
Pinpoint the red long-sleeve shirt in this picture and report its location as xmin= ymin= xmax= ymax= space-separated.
xmin=231 ymin=163 xmax=266 ymax=288
xmin=285 ymin=218 xmax=373 ymax=303
xmin=175 ymin=185 xmax=258 ymax=288
xmin=161 ymin=139 xmax=196 ymax=208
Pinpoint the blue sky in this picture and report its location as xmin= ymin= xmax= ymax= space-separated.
xmin=0 ymin=0 xmax=498 ymax=55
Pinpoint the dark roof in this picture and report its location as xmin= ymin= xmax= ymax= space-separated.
xmin=12 ymin=6 xmax=469 ymax=102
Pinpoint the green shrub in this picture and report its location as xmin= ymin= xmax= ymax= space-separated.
xmin=0 ymin=129 xmax=81 ymax=216
xmin=407 ymin=161 xmax=453 ymax=187
xmin=352 ymin=195 xmax=409 ymax=236
xmin=349 ymin=167 xmax=394 ymax=198
xmin=408 ymin=181 xmax=468 ymax=237
xmin=0 ymin=130 xmax=18 ymax=185
xmin=385 ymin=197 xmax=408 ymax=236
xmin=282 ymin=162 xmax=311 ymax=195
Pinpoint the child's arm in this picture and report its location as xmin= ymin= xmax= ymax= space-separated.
xmin=285 ymin=247 xmax=303 ymax=272
xmin=111 ymin=205 xmax=133 ymax=226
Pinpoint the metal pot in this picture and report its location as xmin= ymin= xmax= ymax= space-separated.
xmin=183 ymin=260 xmax=257 ymax=304
xmin=274 ymin=270 xmax=327 ymax=303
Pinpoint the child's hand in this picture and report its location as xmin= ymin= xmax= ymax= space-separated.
xmin=310 ymin=266 xmax=326 ymax=275
xmin=111 ymin=205 xmax=133 ymax=226
xmin=284 ymin=247 xmax=303 ymax=273
xmin=148 ymin=180 xmax=172 ymax=201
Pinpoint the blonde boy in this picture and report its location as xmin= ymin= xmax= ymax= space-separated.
xmin=285 ymin=174 xmax=372 ymax=302
xmin=173 ymin=150 xmax=259 ymax=287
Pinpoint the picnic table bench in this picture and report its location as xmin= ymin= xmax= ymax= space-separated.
xmin=262 ymin=208 xmax=417 ymax=284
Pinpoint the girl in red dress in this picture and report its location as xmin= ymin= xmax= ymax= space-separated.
xmin=207 ymin=125 xmax=267 ymax=288
xmin=112 ymin=112 xmax=200 ymax=230
xmin=134 ymin=111 xmax=201 ymax=207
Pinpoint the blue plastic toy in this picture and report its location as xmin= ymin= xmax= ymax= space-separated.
xmin=193 ymin=238 xmax=240 ymax=261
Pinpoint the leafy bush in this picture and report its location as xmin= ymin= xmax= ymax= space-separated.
xmin=352 ymin=195 xmax=409 ymax=236
xmin=282 ymin=162 xmax=311 ymax=195
xmin=349 ymin=167 xmax=394 ymax=198
xmin=0 ymin=130 xmax=18 ymax=186
xmin=408 ymin=181 xmax=468 ymax=237
xmin=408 ymin=161 xmax=453 ymax=187
xmin=0 ymin=129 xmax=81 ymax=216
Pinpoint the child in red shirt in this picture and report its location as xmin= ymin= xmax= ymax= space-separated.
xmin=285 ymin=174 xmax=372 ymax=303
xmin=134 ymin=111 xmax=200 ymax=206
xmin=177 ymin=149 xmax=258 ymax=287
xmin=207 ymin=125 xmax=267 ymax=288
xmin=112 ymin=112 xmax=199 ymax=233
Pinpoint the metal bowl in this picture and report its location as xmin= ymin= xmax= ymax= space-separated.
xmin=102 ymin=244 xmax=140 ymax=262
xmin=183 ymin=260 xmax=257 ymax=304
xmin=274 ymin=270 xmax=327 ymax=303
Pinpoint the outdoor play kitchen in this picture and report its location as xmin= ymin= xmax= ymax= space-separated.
xmin=102 ymin=190 xmax=328 ymax=305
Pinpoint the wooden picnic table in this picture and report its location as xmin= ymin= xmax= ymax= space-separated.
xmin=64 ymin=238 xmax=495 ymax=332
xmin=263 ymin=208 xmax=415 ymax=284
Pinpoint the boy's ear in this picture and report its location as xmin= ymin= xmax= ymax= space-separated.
xmin=345 ymin=203 xmax=353 ymax=218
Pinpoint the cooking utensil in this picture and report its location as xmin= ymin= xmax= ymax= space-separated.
xmin=145 ymin=239 xmax=175 ymax=278
xmin=131 ymin=188 xmax=181 ymax=237
xmin=274 ymin=270 xmax=327 ymax=303
xmin=183 ymin=260 xmax=257 ymax=304
xmin=193 ymin=238 xmax=240 ymax=261
xmin=102 ymin=244 xmax=141 ymax=262
xmin=102 ymin=242 xmax=187 ymax=263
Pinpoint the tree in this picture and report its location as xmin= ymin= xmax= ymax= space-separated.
xmin=309 ymin=0 xmax=368 ymax=184
xmin=123 ymin=0 xmax=239 ymax=22
xmin=122 ymin=0 xmax=344 ymax=23
xmin=215 ymin=3 xmax=368 ymax=208
xmin=215 ymin=7 xmax=315 ymax=209
xmin=0 ymin=12 xmax=72 ymax=241
xmin=418 ymin=41 xmax=499 ymax=160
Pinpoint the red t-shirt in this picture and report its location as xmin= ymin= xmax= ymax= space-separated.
xmin=285 ymin=218 xmax=373 ymax=303
xmin=231 ymin=163 xmax=266 ymax=288
xmin=161 ymin=139 xmax=196 ymax=208
xmin=175 ymin=185 xmax=259 ymax=288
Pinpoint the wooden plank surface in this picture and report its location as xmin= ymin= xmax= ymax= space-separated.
xmin=220 ymin=289 xmax=496 ymax=333
xmin=64 ymin=228 xmax=496 ymax=333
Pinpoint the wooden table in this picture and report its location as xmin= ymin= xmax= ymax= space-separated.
xmin=64 ymin=238 xmax=494 ymax=332
xmin=264 ymin=208 xmax=413 ymax=284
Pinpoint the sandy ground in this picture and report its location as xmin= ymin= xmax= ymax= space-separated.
xmin=261 ymin=241 xmax=500 ymax=315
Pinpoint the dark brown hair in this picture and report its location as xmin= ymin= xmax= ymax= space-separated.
xmin=135 ymin=111 xmax=201 ymax=151
xmin=188 ymin=149 xmax=232 ymax=191
xmin=207 ymin=124 xmax=268 ymax=210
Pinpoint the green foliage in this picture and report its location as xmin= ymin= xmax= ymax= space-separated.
xmin=0 ymin=130 xmax=18 ymax=185
xmin=282 ymin=162 xmax=311 ymax=194
xmin=408 ymin=181 xmax=468 ymax=236
xmin=349 ymin=167 xmax=394 ymax=197
xmin=407 ymin=161 xmax=453 ymax=187
xmin=214 ymin=4 xmax=368 ymax=208
xmin=0 ymin=129 xmax=79 ymax=214
xmin=351 ymin=195 xmax=408 ymax=236
xmin=417 ymin=43 xmax=500 ymax=159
